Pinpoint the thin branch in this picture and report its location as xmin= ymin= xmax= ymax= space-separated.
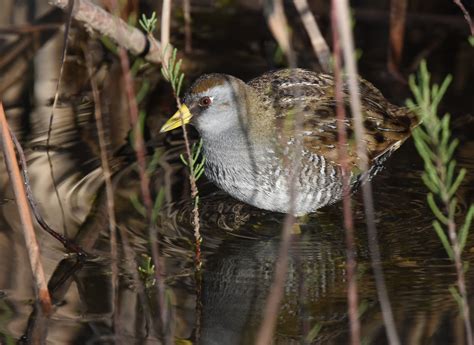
xmin=45 ymin=0 xmax=73 ymax=239
xmin=264 ymin=0 xmax=297 ymax=66
xmin=177 ymin=101 xmax=203 ymax=268
xmin=388 ymin=0 xmax=407 ymax=80
xmin=48 ymin=0 xmax=162 ymax=63
xmin=0 ymin=102 xmax=52 ymax=314
xmin=183 ymin=0 xmax=192 ymax=53
xmin=101 ymin=1 xmax=169 ymax=341
xmin=331 ymin=5 xmax=360 ymax=344
xmin=448 ymin=217 xmax=474 ymax=345
xmin=257 ymin=2 xmax=300 ymax=343
xmin=158 ymin=43 xmax=204 ymax=270
xmin=84 ymin=45 xmax=120 ymax=338
xmin=117 ymin=46 xmax=171 ymax=339
xmin=452 ymin=0 xmax=474 ymax=35
xmin=333 ymin=1 xmax=400 ymax=344
xmin=161 ymin=0 xmax=172 ymax=61
xmin=293 ymin=0 xmax=332 ymax=72
xmin=10 ymin=131 xmax=87 ymax=257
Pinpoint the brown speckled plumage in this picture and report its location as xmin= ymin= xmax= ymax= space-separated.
xmin=248 ymin=69 xmax=418 ymax=171
xmin=165 ymin=68 xmax=419 ymax=214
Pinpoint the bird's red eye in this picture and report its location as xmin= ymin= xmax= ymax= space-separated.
xmin=199 ymin=96 xmax=212 ymax=107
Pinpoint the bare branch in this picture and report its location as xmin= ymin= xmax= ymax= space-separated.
xmin=161 ymin=0 xmax=172 ymax=61
xmin=333 ymin=1 xmax=400 ymax=344
xmin=264 ymin=0 xmax=296 ymax=66
xmin=183 ymin=0 xmax=192 ymax=53
xmin=84 ymin=44 xmax=120 ymax=337
xmin=293 ymin=0 xmax=332 ymax=72
xmin=331 ymin=6 xmax=360 ymax=344
xmin=0 ymin=102 xmax=52 ymax=314
xmin=388 ymin=0 xmax=407 ymax=80
xmin=452 ymin=0 xmax=474 ymax=35
xmin=48 ymin=0 xmax=162 ymax=63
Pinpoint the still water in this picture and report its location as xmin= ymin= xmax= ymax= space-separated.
xmin=1 ymin=4 xmax=474 ymax=344
xmin=1 ymin=91 xmax=473 ymax=344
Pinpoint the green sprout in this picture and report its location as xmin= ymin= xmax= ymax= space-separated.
xmin=161 ymin=46 xmax=185 ymax=98
xmin=138 ymin=254 xmax=156 ymax=289
xmin=180 ymin=139 xmax=206 ymax=182
xmin=139 ymin=12 xmax=158 ymax=34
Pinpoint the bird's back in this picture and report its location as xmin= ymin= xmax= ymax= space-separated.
xmin=249 ymin=68 xmax=419 ymax=176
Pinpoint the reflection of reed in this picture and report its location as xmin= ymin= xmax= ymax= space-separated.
xmin=4 ymin=160 xmax=474 ymax=343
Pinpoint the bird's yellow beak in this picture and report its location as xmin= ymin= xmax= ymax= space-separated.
xmin=159 ymin=104 xmax=193 ymax=133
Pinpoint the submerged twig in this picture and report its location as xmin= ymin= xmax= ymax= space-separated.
xmin=0 ymin=102 xmax=52 ymax=314
xmin=293 ymin=0 xmax=332 ymax=72
xmin=331 ymin=5 xmax=360 ymax=344
xmin=333 ymin=1 xmax=400 ymax=344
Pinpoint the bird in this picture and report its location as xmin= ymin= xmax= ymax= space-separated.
xmin=160 ymin=68 xmax=419 ymax=215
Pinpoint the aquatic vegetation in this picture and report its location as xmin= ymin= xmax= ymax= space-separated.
xmin=407 ymin=60 xmax=474 ymax=345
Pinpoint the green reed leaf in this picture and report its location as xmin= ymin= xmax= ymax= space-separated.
xmin=448 ymin=168 xmax=467 ymax=198
xmin=459 ymin=205 xmax=474 ymax=252
xmin=427 ymin=193 xmax=449 ymax=225
xmin=433 ymin=220 xmax=454 ymax=260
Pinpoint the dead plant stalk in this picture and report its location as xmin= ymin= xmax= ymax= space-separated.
xmin=452 ymin=0 xmax=474 ymax=35
xmin=109 ymin=6 xmax=168 ymax=337
xmin=84 ymin=47 xmax=120 ymax=336
xmin=48 ymin=0 xmax=162 ymax=63
xmin=256 ymin=2 xmax=299 ymax=343
xmin=0 ymin=102 xmax=52 ymax=313
xmin=331 ymin=5 xmax=360 ymax=344
xmin=332 ymin=1 xmax=400 ymax=344
xmin=293 ymin=0 xmax=332 ymax=73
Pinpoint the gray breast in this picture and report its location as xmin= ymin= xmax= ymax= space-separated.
xmin=203 ymin=145 xmax=344 ymax=215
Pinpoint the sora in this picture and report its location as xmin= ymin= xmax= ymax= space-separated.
xmin=160 ymin=69 xmax=418 ymax=215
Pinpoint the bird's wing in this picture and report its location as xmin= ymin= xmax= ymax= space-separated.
xmin=249 ymin=69 xmax=418 ymax=170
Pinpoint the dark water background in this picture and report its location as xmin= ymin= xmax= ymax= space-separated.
xmin=0 ymin=0 xmax=473 ymax=344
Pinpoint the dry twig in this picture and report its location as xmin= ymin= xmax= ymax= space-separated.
xmin=388 ymin=0 xmax=407 ymax=80
xmin=264 ymin=0 xmax=296 ymax=66
xmin=161 ymin=0 xmax=172 ymax=61
xmin=0 ymin=102 xmax=52 ymax=314
xmin=48 ymin=0 xmax=162 ymax=63
xmin=84 ymin=45 xmax=120 ymax=337
xmin=256 ymin=2 xmax=301 ymax=344
xmin=11 ymin=131 xmax=86 ymax=256
xmin=333 ymin=1 xmax=400 ymax=344
xmin=331 ymin=6 xmax=360 ymax=344
xmin=293 ymin=0 xmax=332 ymax=72
xmin=183 ymin=0 xmax=192 ymax=53
xmin=452 ymin=0 xmax=474 ymax=35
